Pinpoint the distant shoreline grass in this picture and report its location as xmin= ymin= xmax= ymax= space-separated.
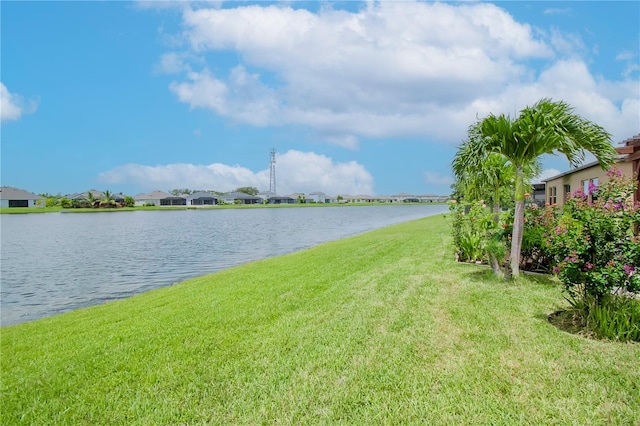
xmin=2 ymin=214 xmax=638 ymax=424
xmin=0 ymin=202 xmax=444 ymax=214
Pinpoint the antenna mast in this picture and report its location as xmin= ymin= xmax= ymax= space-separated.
xmin=269 ymin=148 xmax=276 ymax=194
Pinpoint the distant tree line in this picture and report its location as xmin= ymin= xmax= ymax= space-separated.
xmin=169 ymin=187 xmax=259 ymax=196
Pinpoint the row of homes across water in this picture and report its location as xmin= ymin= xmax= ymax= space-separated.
xmin=0 ymin=188 xmax=449 ymax=208
xmin=3 ymin=133 xmax=638 ymax=209
xmin=133 ymin=191 xmax=450 ymax=206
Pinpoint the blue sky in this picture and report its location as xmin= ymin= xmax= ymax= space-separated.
xmin=2 ymin=1 xmax=638 ymax=197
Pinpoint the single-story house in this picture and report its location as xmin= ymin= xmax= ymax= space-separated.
xmin=220 ymin=192 xmax=262 ymax=205
xmin=257 ymin=191 xmax=276 ymax=202
xmin=543 ymin=133 xmax=640 ymax=208
xmin=308 ymin=191 xmax=331 ymax=203
xmin=268 ymin=196 xmax=295 ymax=204
xmin=336 ymin=194 xmax=353 ymax=203
xmin=352 ymin=195 xmax=374 ymax=203
xmin=134 ymin=190 xmax=186 ymax=206
xmin=0 ymin=187 xmax=45 ymax=208
xmin=187 ymin=192 xmax=218 ymax=206
xmin=376 ymin=196 xmax=393 ymax=203
xmin=285 ymin=193 xmax=307 ymax=203
xmin=67 ymin=190 xmax=125 ymax=204
xmin=416 ymin=194 xmax=449 ymax=203
xmin=390 ymin=193 xmax=414 ymax=202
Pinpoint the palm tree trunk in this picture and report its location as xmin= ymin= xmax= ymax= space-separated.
xmin=488 ymin=184 xmax=504 ymax=278
xmin=510 ymin=166 xmax=525 ymax=277
xmin=493 ymin=185 xmax=500 ymax=224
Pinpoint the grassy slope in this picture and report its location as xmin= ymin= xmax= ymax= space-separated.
xmin=1 ymin=215 xmax=638 ymax=425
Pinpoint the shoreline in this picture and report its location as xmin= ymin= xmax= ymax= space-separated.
xmin=1 ymin=201 xmax=446 ymax=214
xmin=2 ymin=214 xmax=638 ymax=424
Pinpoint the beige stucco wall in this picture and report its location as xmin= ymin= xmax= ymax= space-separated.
xmin=544 ymin=161 xmax=633 ymax=208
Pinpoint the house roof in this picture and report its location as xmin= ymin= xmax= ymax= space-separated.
xmin=222 ymin=192 xmax=261 ymax=200
xmin=134 ymin=190 xmax=172 ymax=200
xmin=0 ymin=186 xmax=44 ymax=200
xmin=541 ymin=134 xmax=640 ymax=183
xmin=67 ymin=189 xmax=104 ymax=200
xmin=268 ymin=196 xmax=294 ymax=200
xmin=621 ymin=134 xmax=640 ymax=147
xmin=188 ymin=191 xmax=218 ymax=199
xmin=67 ymin=190 xmax=125 ymax=201
xmin=541 ymin=156 xmax=627 ymax=182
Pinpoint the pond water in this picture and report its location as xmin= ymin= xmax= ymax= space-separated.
xmin=0 ymin=204 xmax=448 ymax=325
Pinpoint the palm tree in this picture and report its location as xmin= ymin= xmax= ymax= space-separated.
xmin=100 ymin=190 xmax=116 ymax=208
xmin=86 ymin=191 xmax=97 ymax=208
xmin=453 ymin=144 xmax=513 ymax=221
xmin=457 ymin=98 xmax=616 ymax=277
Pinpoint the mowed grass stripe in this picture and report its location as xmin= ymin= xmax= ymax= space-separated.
xmin=2 ymin=214 xmax=638 ymax=425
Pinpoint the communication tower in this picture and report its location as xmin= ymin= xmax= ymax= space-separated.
xmin=269 ymin=148 xmax=276 ymax=194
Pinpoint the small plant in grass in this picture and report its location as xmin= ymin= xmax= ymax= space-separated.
xmin=449 ymin=199 xmax=508 ymax=276
xmin=547 ymin=168 xmax=640 ymax=341
xmin=564 ymin=293 xmax=640 ymax=341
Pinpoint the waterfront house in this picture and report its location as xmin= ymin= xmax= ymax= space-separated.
xmin=543 ymin=134 xmax=640 ymax=208
xmin=67 ymin=189 xmax=125 ymax=206
xmin=308 ymin=191 xmax=330 ymax=203
xmin=268 ymin=196 xmax=295 ymax=204
xmin=416 ymin=194 xmax=449 ymax=203
xmin=0 ymin=187 xmax=45 ymax=208
xmin=220 ymin=192 xmax=262 ymax=205
xmin=353 ymin=195 xmax=374 ymax=203
xmin=187 ymin=192 xmax=219 ymax=206
xmin=390 ymin=193 xmax=414 ymax=202
xmin=134 ymin=191 xmax=181 ymax=206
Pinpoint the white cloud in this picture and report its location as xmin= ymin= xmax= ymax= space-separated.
xmin=534 ymin=168 xmax=562 ymax=183
xmin=544 ymin=8 xmax=571 ymax=15
xmin=1 ymin=83 xmax=38 ymax=122
xmin=169 ymin=66 xmax=280 ymax=126
xmin=155 ymin=52 xmax=191 ymax=74
xmin=98 ymin=150 xmax=374 ymax=195
xmin=160 ymin=2 xmax=638 ymax=146
xmin=424 ymin=171 xmax=454 ymax=186
xmin=615 ymin=50 xmax=640 ymax=78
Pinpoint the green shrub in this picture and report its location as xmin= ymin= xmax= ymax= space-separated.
xmin=449 ymin=200 xmax=506 ymax=268
xmin=566 ymin=293 xmax=640 ymax=342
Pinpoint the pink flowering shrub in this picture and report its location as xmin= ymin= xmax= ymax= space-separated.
xmin=548 ymin=168 xmax=640 ymax=301
xmin=520 ymin=204 xmax=561 ymax=272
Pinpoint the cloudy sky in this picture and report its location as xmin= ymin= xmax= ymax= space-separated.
xmin=2 ymin=1 xmax=638 ymax=196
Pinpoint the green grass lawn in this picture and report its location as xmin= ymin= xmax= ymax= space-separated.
xmin=1 ymin=215 xmax=638 ymax=424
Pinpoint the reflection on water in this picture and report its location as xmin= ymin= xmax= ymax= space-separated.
xmin=1 ymin=205 xmax=447 ymax=325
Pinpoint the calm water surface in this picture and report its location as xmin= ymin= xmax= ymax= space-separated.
xmin=1 ymin=204 xmax=447 ymax=325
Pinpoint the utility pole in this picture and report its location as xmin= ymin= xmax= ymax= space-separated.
xmin=269 ymin=148 xmax=276 ymax=195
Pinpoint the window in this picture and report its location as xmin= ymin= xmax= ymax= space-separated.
xmin=548 ymin=186 xmax=557 ymax=205
xmin=581 ymin=178 xmax=599 ymax=201
xmin=563 ymin=184 xmax=571 ymax=200
xmin=8 ymin=200 xmax=29 ymax=208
